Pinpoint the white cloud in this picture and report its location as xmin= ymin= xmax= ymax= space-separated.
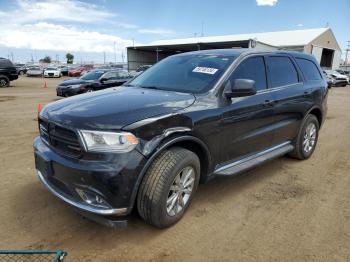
xmin=137 ymin=28 xmax=175 ymax=35
xmin=256 ymin=0 xmax=278 ymax=6
xmin=12 ymin=0 xmax=115 ymax=23
xmin=297 ymin=23 xmax=304 ymax=27
xmin=0 ymin=22 xmax=133 ymax=53
xmin=0 ymin=0 xmax=175 ymax=58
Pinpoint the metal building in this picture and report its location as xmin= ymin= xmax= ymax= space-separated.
xmin=127 ymin=27 xmax=341 ymax=71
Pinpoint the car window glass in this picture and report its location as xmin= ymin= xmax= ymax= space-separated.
xmin=128 ymin=54 xmax=235 ymax=93
xmin=229 ymin=56 xmax=267 ymax=91
xmin=295 ymin=58 xmax=322 ymax=81
xmin=267 ymin=56 xmax=299 ymax=88
xmin=102 ymin=72 xmax=118 ymax=79
xmin=117 ymin=71 xmax=129 ymax=78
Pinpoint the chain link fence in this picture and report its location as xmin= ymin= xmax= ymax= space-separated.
xmin=0 ymin=250 xmax=67 ymax=261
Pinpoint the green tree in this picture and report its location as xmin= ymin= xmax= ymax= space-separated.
xmin=66 ymin=53 xmax=74 ymax=64
xmin=39 ymin=56 xmax=51 ymax=63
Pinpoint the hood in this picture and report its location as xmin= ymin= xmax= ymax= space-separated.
xmin=41 ymin=86 xmax=195 ymax=130
xmin=58 ymin=79 xmax=88 ymax=86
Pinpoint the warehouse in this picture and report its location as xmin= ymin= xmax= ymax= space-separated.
xmin=127 ymin=27 xmax=341 ymax=71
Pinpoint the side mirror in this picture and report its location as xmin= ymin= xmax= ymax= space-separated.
xmin=100 ymin=77 xmax=108 ymax=83
xmin=224 ymin=79 xmax=257 ymax=98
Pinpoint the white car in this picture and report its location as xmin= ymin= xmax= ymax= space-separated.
xmin=44 ymin=67 xmax=62 ymax=78
xmin=324 ymin=70 xmax=349 ymax=84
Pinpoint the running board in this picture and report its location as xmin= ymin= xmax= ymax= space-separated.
xmin=214 ymin=142 xmax=294 ymax=176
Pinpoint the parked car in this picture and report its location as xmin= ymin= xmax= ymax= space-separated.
xmin=26 ymin=66 xmax=43 ymax=77
xmin=0 ymin=58 xmax=18 ymax=87
xmin=58 ymin=65 xmax=69 ymax=76
xmin=34 ymin=49 xmax=328 ymax=228
xmin=323 ymin=70 xmax=348 ymax=87
xmin=336 ymin=69 xmax=350 ymax=80
xmin=56 ymin=69 xmax=132 ymax=97
xmin=131 ymin=65 xmax=152 ymax=77
xmin=44 ymin=67 xmax=62 ymax=78
xmin=14 ymin=63 xmax=27 ymax=75
xmin=68 ymin=65 xmax=94 ymax=77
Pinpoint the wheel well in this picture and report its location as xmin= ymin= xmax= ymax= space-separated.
xmin=309 ymin=108 xmax=322 ymax=126
xmin=168 ymin=140 xmax=210 ymax=183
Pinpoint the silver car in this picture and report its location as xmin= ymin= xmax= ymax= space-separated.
xmin=26 ymin=66 xmax=43 ymax=77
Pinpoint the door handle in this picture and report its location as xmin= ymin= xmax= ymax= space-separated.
xmin=263 ymin=100 xmax=274 ymax=107
xmin=303 ymin=89 xmax=313 ymax=96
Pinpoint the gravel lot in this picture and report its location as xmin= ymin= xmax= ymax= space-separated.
xmin=1 ymin=76 xmax=350 ymax=262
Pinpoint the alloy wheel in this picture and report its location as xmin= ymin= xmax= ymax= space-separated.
xmin=166 ymin=166 xmax=195 ymax=216
xmin=0 ymin=79 xmax=7 ymax=87
xmin=303 ymin=122 xmax=317 ymax=153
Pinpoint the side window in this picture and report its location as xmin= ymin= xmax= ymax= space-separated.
xmin=103 ymin=72 xmax=117 ymax=79
xmin=295 ymin=58 xmax=322 ymax=81
xmin=267 ymin=56 xmax=299 ymax=88
xmin=229 ymin=56 xmax=267 ymax=91
xmin=117 ymin=71 xmax=130 ymax=78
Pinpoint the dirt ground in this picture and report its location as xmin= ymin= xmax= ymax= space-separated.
xmin=0 ymin=76 xmax=349 ymax=262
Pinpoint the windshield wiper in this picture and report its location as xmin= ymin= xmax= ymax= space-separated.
xmin=140 ymin=85 xmax=161 ymax=90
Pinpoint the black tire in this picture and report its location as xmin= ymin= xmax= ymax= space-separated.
xmin=289 ymin=114 xmax=319 ymax=160
xmin=19 ymin=71 xmax=25 ymax=76
xmin=0 ymin=77 xmax=9 ymax=87
xmin=137 ymin=147 xmax=200 ymax=228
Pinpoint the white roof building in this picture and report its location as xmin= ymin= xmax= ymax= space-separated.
xmin=127 ymin=28 xmax=341 ymax=70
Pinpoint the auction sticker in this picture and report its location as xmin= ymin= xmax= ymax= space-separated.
xmin=192 ymin=67 xmax=218 ymax=75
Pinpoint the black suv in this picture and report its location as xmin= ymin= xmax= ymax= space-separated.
xmin=34 ymin=49 xmax=328 ymax=228
xmin=56 ymin=69 xmax=133 ymax=97
xmin=0 ymin=58 xmax=18 ymax=87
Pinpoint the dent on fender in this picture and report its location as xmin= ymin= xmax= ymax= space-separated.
xmin=141 ymin=127 xmax=192 ymax=156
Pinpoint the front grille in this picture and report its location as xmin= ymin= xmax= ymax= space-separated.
xmin=39 ymin=119 xmax=82 ymax=158
xmin=48 ymin=73 xmax=54 ymax=76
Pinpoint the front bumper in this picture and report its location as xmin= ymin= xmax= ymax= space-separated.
xmin=56 ymin=87 xmax=81 ymax=97
xmin=33 ymin=136 xmax=147 ymax=220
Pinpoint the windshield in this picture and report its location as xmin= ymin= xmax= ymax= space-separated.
xmin=30 ymin=67 xmax=40 ymax=70
xmin=128 ymin=54 xmax=235 ymax=93
xmin=46 ymin=67 xmax=57 ymax=70
xmin=80 ymin=70 xmax=105 ymax=80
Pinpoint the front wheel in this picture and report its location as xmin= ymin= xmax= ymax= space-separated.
xmin=0 ymin=77 xmax=9 ymax=87
xmin=137 ymin=147 xmax=200 ymax=228
xmin=289 ymin=114 xmax=319 ymax=160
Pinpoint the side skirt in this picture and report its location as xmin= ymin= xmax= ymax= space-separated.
xmin=214 ymin=142 xmax=294 ymax=176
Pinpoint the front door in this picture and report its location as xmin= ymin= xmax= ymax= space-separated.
xmin=219 ymin=55 xmax=275 ymax=164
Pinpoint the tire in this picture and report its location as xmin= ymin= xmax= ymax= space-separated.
xmin=289 ymin=114 xmax=319 ymax=160
xmin=19 ymin=71 xmax=25 ymax=76
xmin=0 ymin=77 xmax=9 ymax=87
xmin=137 ymin=147 xmax=200 ymax=228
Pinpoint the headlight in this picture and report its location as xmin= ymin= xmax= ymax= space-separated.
xmin=69 ymin=84 xmax=82 ymax=89
xmin=79 ymin=130 xmax=139 ymax=153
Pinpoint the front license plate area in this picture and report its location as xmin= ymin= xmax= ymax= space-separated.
xmin=35 ymin=153 xmax=53 ymax=177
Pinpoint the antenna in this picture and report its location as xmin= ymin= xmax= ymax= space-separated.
xmin=201 ymin=21 xmax=204 ymax=37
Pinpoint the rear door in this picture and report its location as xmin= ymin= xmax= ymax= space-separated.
xmin=101 ymin=71 xmax=130 ymax=89
xmin=219 ymin=55 xmax=275 ymax=163
xmin=266 ymin=55 xmax=311 ymax=146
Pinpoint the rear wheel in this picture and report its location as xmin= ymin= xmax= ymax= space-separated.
xmin=289 ymin=114 xmax=319 ymax=160
xmin=137 ymin=147 xmax=200 ymax=228
xmin=0 ymin=77 xmax=9 ymax=87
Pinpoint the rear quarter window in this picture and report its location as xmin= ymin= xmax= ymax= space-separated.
xmin=295 ymin=58 xmax=322 ymax=81
xmin=0 ymin=59 xmax=14 ymax=67
xmin=267 ymin=56 xmax=299 ymax=88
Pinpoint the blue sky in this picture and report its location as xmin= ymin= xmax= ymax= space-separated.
xmin=0 ymin=0 xmax=349 ymax=63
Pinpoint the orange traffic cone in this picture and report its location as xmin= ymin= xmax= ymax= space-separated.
xmin=43 ymin=81 xmax=47 ymax=88
xmin=37 ymin=103 xmax=43 ymax=116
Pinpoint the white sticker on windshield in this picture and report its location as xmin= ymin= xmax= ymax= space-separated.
xmin=192 ymin=67 xmax=218 ymax=75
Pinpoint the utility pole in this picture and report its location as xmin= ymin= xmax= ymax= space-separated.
xmin=113 ymin=41 xmax=117 ymax=64
xmin=345 ymin=41 xmax=350 ymax=65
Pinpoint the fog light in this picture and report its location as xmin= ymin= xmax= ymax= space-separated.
xmin=75 ymin=188 xmax=110 ymax=208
